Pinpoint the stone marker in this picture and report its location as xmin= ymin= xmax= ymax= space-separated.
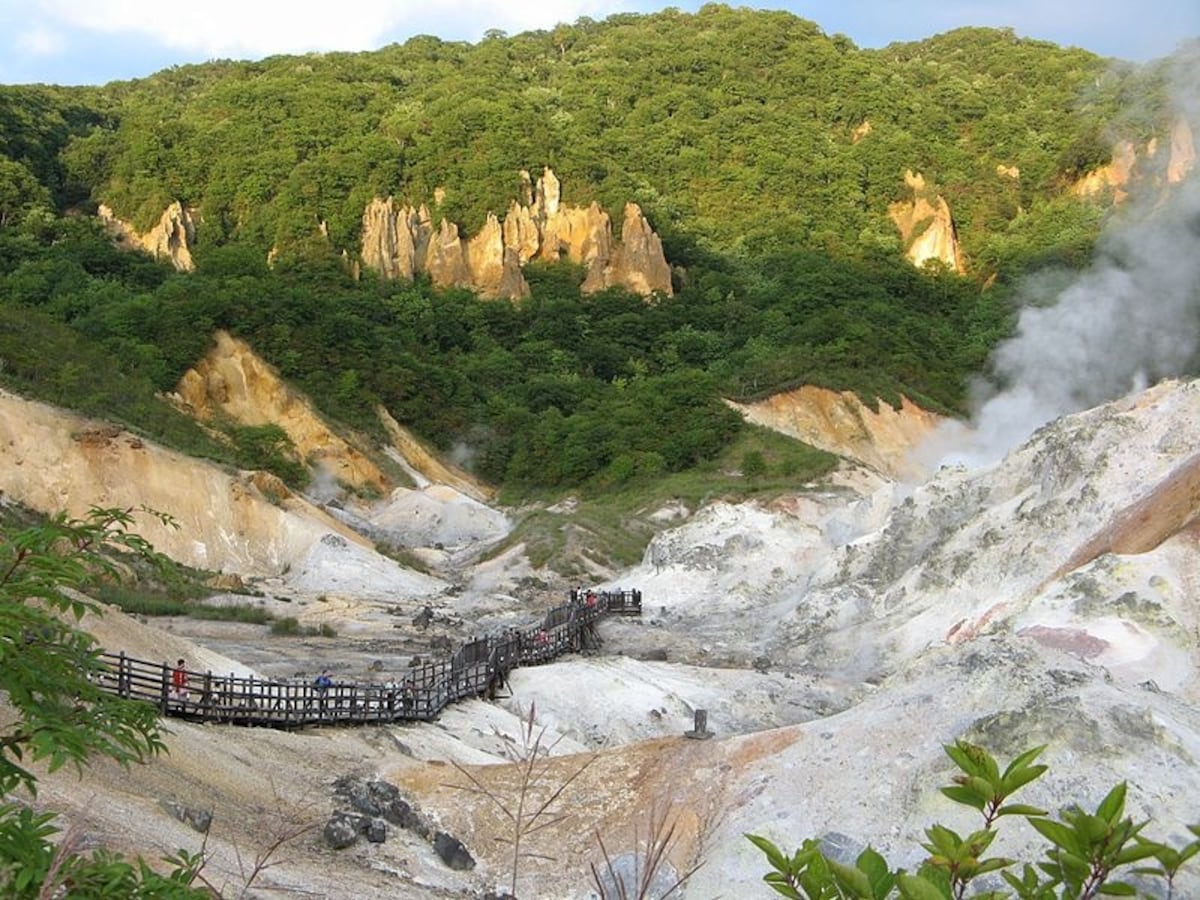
xmin=684 ymin=709 xmax=713 ymax=740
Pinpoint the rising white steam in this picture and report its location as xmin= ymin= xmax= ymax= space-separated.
xmin=926 ymin=48 xmax=1200 ymax=470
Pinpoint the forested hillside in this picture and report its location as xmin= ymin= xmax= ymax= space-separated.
xmin=40 ymin=8 xmax=1160 ymax=267
xmin=0 ymin=6 xmax=1192 ymax=493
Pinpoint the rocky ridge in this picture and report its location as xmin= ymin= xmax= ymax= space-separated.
xmin=887 ymin=170 xmax=965 ymax=273
xmin=727 ymin=386 xmax=943 ymax=480
xmin=1073 ymin=116 xmax=1197 ymax=202
xmin=173 ymin=329 xmax=392 ymax=496
xmin=6 ymin=367 xmax=1200 ymax=898
xmin=360 ymin=167 xmax=673 ymax=299
xmin=98 ymin=201 xmax=197 ymax=272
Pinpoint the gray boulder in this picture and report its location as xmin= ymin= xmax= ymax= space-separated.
xmin=159 ymin=799 xmax=213 ymax=834
xmin=365 ymin=818 xmax=388 ymax=843
xmin=333 ymin=776 xmax=430 ymax=837
xmin=433 ymin=831 xmax=475 ymax=870
xmin=324 ymin=812 xmax=364 ymax=850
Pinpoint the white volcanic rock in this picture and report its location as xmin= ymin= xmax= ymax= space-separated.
xmin=502 ymin=656 xmax=837 ymax=749
xmin=604 ymin=483 xmax=895 ymax=664
xmin=777 ymin=379 xmax=1200 ymax=679
xmin=20 ymin=378 xmax=1200 ymax=899
xmin=401 ymin=379 xmax=1200 ymax=896
xmin=365 ymin=483 xmax=510 ymax=552
xmin=283 ymin=532 xmax=444 ymax=601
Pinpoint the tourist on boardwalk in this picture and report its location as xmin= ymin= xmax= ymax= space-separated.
xmin=170 ymin=658 xmax=189 ymax=706
xmin=314 ymin=670 xmax=333 ymax=691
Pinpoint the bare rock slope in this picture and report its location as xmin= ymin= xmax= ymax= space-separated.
xmin=728 ymin=385 xmax=943 ymax=480
xmin=14 ymin=378 xmax=1200 ymax=898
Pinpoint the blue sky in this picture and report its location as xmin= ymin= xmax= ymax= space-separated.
xmin=1 ymin=0 xmax=1197 ymax=86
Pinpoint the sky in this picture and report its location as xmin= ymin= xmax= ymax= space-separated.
xmin=1 ymin=0 xmax=1197 ymax=86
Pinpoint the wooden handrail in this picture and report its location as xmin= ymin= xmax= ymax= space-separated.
xmin=96 ymin=589 xmax=642 ymax=730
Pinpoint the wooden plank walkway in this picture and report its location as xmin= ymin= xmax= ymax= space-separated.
xmin=96 ymin=588 xmax=642 ymax=729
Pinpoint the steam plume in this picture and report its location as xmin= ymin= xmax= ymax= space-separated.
xmin=930 ymin=48 xmax=1200 ymax=470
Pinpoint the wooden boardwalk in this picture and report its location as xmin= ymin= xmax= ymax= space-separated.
xmin=96 ymin=589 xmax=642 ymax=729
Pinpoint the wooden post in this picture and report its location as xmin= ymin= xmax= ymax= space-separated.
xmin=202 ymin=672 xmax=213 ymax=723
xmin=159 ymin=661 xmax=170 ymax=716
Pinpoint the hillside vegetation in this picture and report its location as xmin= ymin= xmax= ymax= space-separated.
xmin=0 ymin=7 xmax=1190 ymax=493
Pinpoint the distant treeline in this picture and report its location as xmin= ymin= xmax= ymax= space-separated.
xmin=2 ymin=7 xmax=1171 ymax=271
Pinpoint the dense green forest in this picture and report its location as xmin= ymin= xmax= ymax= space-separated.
xmin=0 ymin=7 xmax=1190 ymax=493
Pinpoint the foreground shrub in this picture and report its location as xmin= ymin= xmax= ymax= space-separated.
xmin=748 ymin=740 xmax=1199 ymax=899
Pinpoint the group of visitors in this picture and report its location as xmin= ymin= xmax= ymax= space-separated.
xmin=156 ymin=586 xmax=643 ymax=720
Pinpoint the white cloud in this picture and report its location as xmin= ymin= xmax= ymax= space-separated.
xmin=36 ymin=0 xmax=622 ymax=59
xmin=41 ymin=0 xmax=408 ymax=56
xmin=16 ymin=25 xmax=66 ymax=57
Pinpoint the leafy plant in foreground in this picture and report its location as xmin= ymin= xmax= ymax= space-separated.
xmin=0 ymin=506 xmax=209 ymax=897
xmin=748 ymin=740 xmax=1199 ymax=899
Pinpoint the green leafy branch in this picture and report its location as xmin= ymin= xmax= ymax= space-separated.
xmin=0 ymin=505 xmax=177 ymax=796
xmin=747 ymin=740 xmax=1199 ymax=899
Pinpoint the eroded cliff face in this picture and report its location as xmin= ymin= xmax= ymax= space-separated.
xmin=727 ymin=385 xmax=943 ymax=480
xmin=1072 ymin=140 xmax=1139 ymax=203
xmin=376 ymin=407 xmax=495 ymax=504
xmin=887 ymin=170 xmax=964 ymax=273
xmin=360 ymin=167 xmax=673 ymax=299
xmin=1168 ymin=117 xmax=1196 ymax=184
xmin=172 ymin=330 xmax=501 ymax=508
xmin=1073 ymin=117 xmax=1197 ymax=202
xmin=98 ymin=201 xmax=197 ymax=272
xmin=173 ymin=331 xmax=391 ymax=496
xmin=0 ymin=389 xmax=364 ymax=575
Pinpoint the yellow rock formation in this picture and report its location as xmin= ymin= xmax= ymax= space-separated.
xmin=0 ymin=388 xmax=365 ymax=574
xmin=727 ymin=385 xmax=942 ymax=480
xmin=887 ymin=170 xmax=964 ymax=273
xmin=173 ymin=330 xmax=390 ymax=496
xmin=360 ymin=167 xmax=672 ymax=298
xmin=1072 ymin=140 xmax=1137 ymax=203
xmin=98 ymin=201 xmax=196 ymax=272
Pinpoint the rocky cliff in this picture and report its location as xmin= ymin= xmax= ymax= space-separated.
xmin=98 ymin=201 xmax=197 ymax=272
xmin=1167 ymin=116 xmax=1196 ymax=184
xmin=172 ymin=330 xmax=391 ymax=496
xmin=171 ymin=330 xmax=497 ymax=505
xmin=727 ymin=386 xmax=943 ymax=480
xmin=1072 ymin=140 xmax=1140 ymax=203
xmin=0 ymin=388 xmax=363 ymax=575
xmin=1073 ymin=115 xmax=1197 ymax=202
xmin=360 ymin=167 xmax=673 ymax=299
xmin=15 ymin=377 xmax=1200 ymax=898
xmin=887 ymin=170 xmax=965 ymax=273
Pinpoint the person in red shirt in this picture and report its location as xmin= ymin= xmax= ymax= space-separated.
xmin=171 ymin=658 xmax=189 ymax=706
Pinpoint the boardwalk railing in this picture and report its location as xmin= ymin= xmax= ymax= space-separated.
xmin=96 ymin=588 xmax=642 ymax=729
